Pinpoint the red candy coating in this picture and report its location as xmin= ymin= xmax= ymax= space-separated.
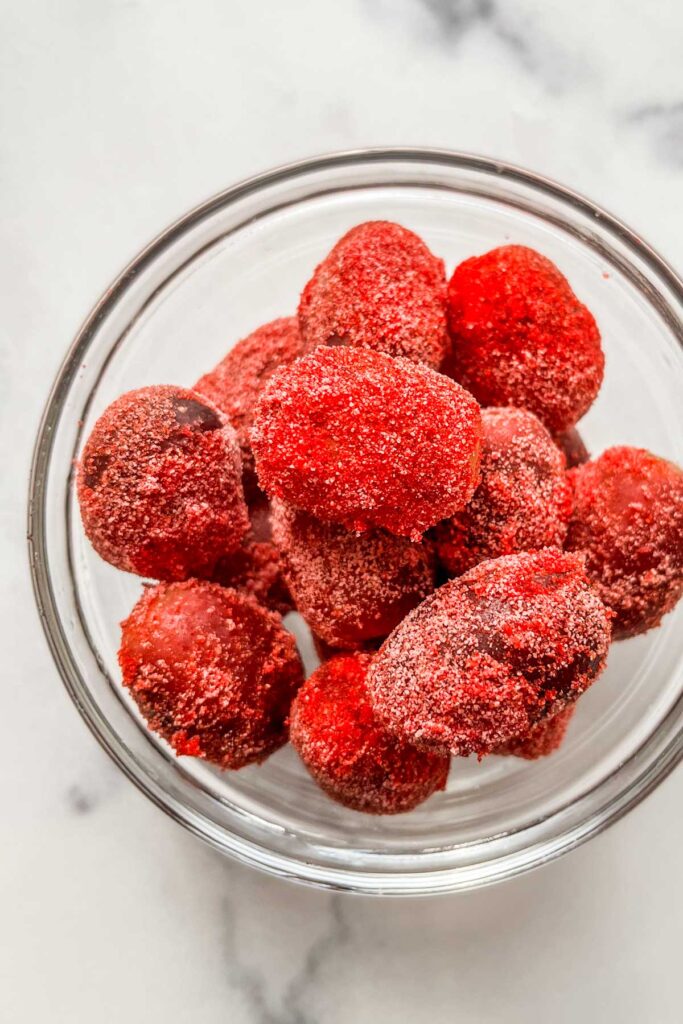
xmin=496 ymin=706 xmax=575 ymax=760
xmin=290 ymin=653 xmax=450 ymax=814
xmin=299 ymin=221 xmax=448 ymax=369
xmin=213 ymin=498 xmax=292 ymax=614
xmin=195 ymin=317 xmax=307 ymax=500
xmin=433 ymin=407 xmax=572 ymax=576
xmin=78 ymin=386 xmax=249 ymax=580
xmin=445 ymin=245 xmax=604 ymax=433
xmin=565 ymin=446 xmax=683 ymax=638
xmin=252 ymin=346 xmax=482 ymax=539
xmin=366 ymin=549 xmax=611 ymax=757
xmin=119 ymin=580 xmax=304 ymax=769
xmin=554 ymin=426 xmax=590 ymax=469
xmin=272 ymin=499 xmax=435 ymax=648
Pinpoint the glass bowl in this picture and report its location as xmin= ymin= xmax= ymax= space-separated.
xmin=28 ymin=149 xmax=683 ymax=895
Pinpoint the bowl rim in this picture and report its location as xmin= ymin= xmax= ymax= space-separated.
xmin=27 ymin=147 xmax=683 ymax=895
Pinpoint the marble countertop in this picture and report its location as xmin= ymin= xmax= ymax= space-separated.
xmin=2 ymin=2 xmax=681 ymax=1021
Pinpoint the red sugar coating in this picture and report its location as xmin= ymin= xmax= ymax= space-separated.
xmin=251 ymin=346 xmax=482 ymax=539
xmin=78 ymin=385 xmax=249 ymax=581
xmin=289 ymin=653 xmax=450 ymax=814
xmin=299 ymin=221 xmax=448 ymax=369
xmin=213 ymin=497 xmax=292 ymax=614
xmin=444 ymin=245 xmax=604 ymax=434
xmin=565 ymin=446 xmax=683 ymax=638
xmin=496 ymin=705 xmax=575 ymax=760
xmin=366 ymin=549 xmax=611 ymax=757
xmin=433 ymin=407 xmax=572 ymax=577
xmin=119 ymin=580 xmax=304 ymax=769
xmin=195 ymin=317 xmax=307 ymax=501
xmin=272 ymin=499 xmax=436 ymax=649
xmin=554 ymin=426 xmax=590 ymax=469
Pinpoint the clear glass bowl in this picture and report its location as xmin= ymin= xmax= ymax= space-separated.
xmin=28 ymin=150 xmax=683 ymax=895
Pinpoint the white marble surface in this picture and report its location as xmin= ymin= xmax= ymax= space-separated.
xmin=2 ymin=2 xmax=682 ymax=1021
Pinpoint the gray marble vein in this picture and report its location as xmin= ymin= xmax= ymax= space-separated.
xmin=624 ymin=101 xmax=683 ymax=168
xmin=279 ymin=896 xmax=350 ymax=1024
xmin=415 ymin=0 xmax=494 ymax=37
xmin=222 ymin=891 xmax=349 ymax=1024
xmin=368 ymin=0 xmax=589 ymax=91
xmin=66 ymin=784 xmax=97 ymax=815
